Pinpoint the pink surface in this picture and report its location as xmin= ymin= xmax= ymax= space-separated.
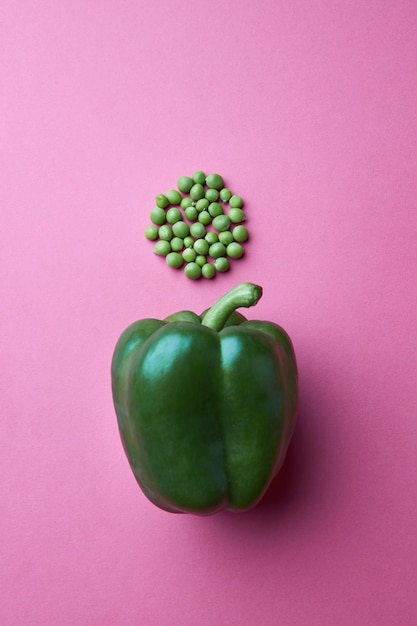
xmin=2 ymin=1 xmax=417 ymax=624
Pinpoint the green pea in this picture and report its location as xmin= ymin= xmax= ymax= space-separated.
xmin=228 ymin=208 xmax=245 ymax=223
xmin=190 ymin=222 xmax=206 ymax=238
xmin=172 ymin=221 xmax=189 ymax=238
xmin=170 ymin=237 xmax=184 ymax=252
xmin=205 ymin=188 xmax=219 ymax=202
xmin=212 ymin=214 xmax=231 ymax=232
xmin=229 ymin=194 xmax=243 ymax=208
xmin=193 ymin=238 xmax=209 ymax=256
xmin=226 ymin=242 xmax=244 ymax=259
xmin=166 ymin=252 xmax=184 ymax=268
xmin=207 ymin=202 xmax=223 ymax=218
xmin=166 ymin=189 xmax=182 ymax=205
xmin=205 ymin=231 xmax=218 ymax=245
xmin=154 ymin=240 xmax=171 ymax=256
xmin=202 ymin=263 xmax=216 ymax=279
xmin=214 ymin=257 xmax=230 ymax=272
xmin=219 ymin=188 xmax=232 ymax=202
xmin=195 ymin=255 xmax=206 ymax=267
xmin=185 ymin=206 xmax=198 ymax=221
xmin=156 ymin=194 xmax=169 ymax=208
xmin=192 ymin=170 xmax=206 ymax=185
xmin=206 ymin=173 xmax=224 ymax=190
xmin=183 ymin=236 xmax=194 ymax=248
xmin=166 ymin=207 xmax=182 ymax=224
xmin=195 ymin=198 xmax=209 ymax=212
xmin=190 ymin=183 xmax=205 ymax=201
xmin=218 ymin=231 xmax=233 ymax=245
xmin=184 ymin=262 xmax=202 ymax=280
xmin=198 ymin=211 xmax=212 ymax=225
xmin=209 ymin=242 xmax=226 ymax=259
xmin=182 ymin=247 xmax=196 ymax=262
xmin=158 ymin=224 xmax=173 ymax=241
xmin=232 ymin=225 xmax=248 ymax=242
xmin=150 ymin=206 xmax=166 ymax=226
xmin=145 ymin=225 xmax=158 ymax=240
xmin=177 ymin=176 xmax=194 ymax=193
xmin=181 ymin=197 xmax=194 ymax=209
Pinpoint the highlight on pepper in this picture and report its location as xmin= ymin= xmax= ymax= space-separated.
xmin=144 ymin=171 xmax=248 ymax=279
xmin=111 ymin=282 xmax=298 ymax=515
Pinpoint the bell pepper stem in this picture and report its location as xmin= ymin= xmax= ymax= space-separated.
xmin=201 ymin=282 xmax=263 ymax=332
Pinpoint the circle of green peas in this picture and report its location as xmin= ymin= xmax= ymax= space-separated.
xmin=145 ymin=172 xmax=248 ymax=279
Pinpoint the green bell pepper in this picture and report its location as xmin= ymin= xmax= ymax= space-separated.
xmin=111 ymin=282 xmax=297 ymax=515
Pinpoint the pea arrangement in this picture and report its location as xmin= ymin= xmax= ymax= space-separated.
xmin=145 ymin=171 xmax=248 ymax=279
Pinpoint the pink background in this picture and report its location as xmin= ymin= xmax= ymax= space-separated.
xmin=2 ymin=1 xmax=417 ymax=624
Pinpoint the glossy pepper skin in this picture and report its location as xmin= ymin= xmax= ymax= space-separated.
xmin=111 ymin=283 xmax=297 ymax=515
